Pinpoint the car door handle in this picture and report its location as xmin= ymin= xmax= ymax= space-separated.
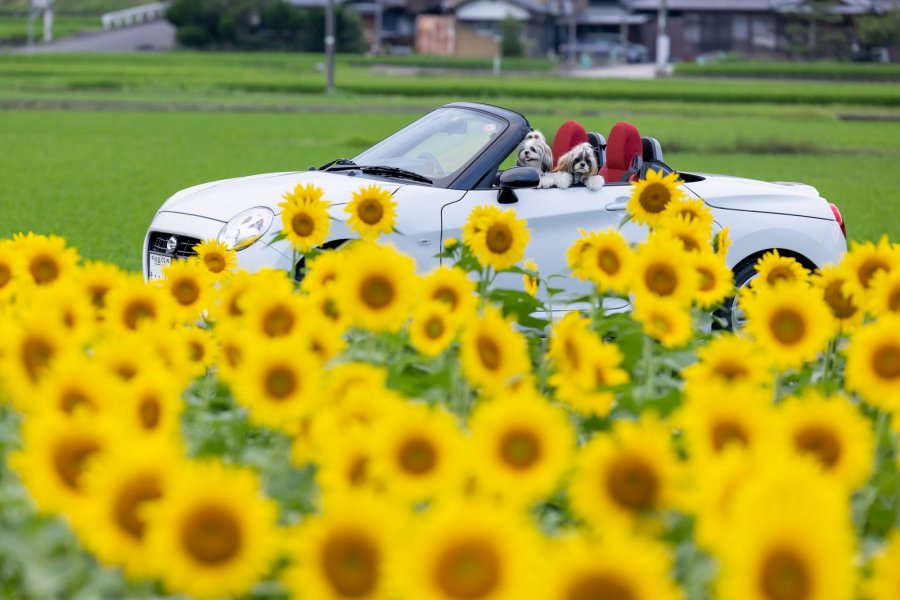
xmin=606 ymin=197 xmax=629 ymax=211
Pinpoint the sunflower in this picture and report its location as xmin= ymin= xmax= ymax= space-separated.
xmin=691 ymin=250 xmax=735 ymax=308
xmin=321 ymin=362 xmax=389 ymax=408
xmin=522 ymin=259 xmax=539 ymax=297
xmin=281 ymin=182 xmax=332 ymax=252
xmin=579 ymin=229 xmax=633 ymax=294
xmin=105 ymin=274 xmax=175 ymax=332
xmin=812 ymin=264 xmax=863 ymax=331
xmin=230 ymin=339 xmax=322 ymax=432
xmin=677 ymin=383 xmax=776 ymax=466
xmin=660 ymin=197 xmax=714 ymax=231
xmin=10 ymin=412 xmax=112 ymax=516
xmin=0 ymin=239 xmax=19 ymax=301
xmin=743 ymin=281 xmax=835 ymax=370
xmin=27 ymin=281 xmax=97 ymax=346
xmin=92 ymin=332 xmax=166 ymax=383
xmin=192 ymin=239 xmax=237 ymax=278
xmin=15 ymin=232 xmax=80 ymax=287
xmin=716 ymin=225 xmax=731 ymax=258
xmin=136 ymin=326 xmax=194 ymax=389
xmin=868 ymin=532 xmax=900 ymax=600
xmin=546 ymin=535 xmax=680 ymax=600
xmin=565 ymin=228 xmax=594 ymax=280
xmin=0 ymin=311 xmax=73 ymax=407
xmin=212 ymin=319 xmax=254 ymax=384
xmin=396 ymin=499 xmax=538 ymax=600
xmin=866 ymin=267 xmax=900 ymax=319
xmin=547 ymin=312 xmax=592 ymax=374
xmin=311 ymin=386 xmax=409 ymax=459
xmin=301 ymin=249 xmax=347 ymax=293
xmin=146 ymin=462 xmax=280 ymax=600
xmin=242 ymin=287 xmax=309 ymax=340
xmin=315 ymin=427 xmax=382 ymax=496
xmin=111 ymin=372 xmax=184 ymax=441
xmin=283 ymin=493 xmax=403 ymax=600
xmin=75 ymin=260 xmax=126 ymax=317
xmin=371 ymin=404 xmax=465 ymax=504
xmin=569 ymin=418 xmax=680 ymax=532
xmin=459 ymin=306 xmax=531 ymax=395
xmin=74 ymin=440 xmax=182 ymax=579
xmin=845 ymin=315 xmax=900 ymax=412
xmin=841 ymin=235 xmax=899 ymax=302
xmin=626 ymin=168 xmax=686 ymax=227
xmin=308 ymin=284 xmax=349 ymax=333
xmin=211 ymin=268 xmax=293 ymax=323
xmin=161 ymin=258 xmax=214 ymax=323
xmin=633 ymin=296 xmax=693 ymax=348
xmin=752 ymin=250 xmax=811 ymax=289
xmin=630 ymin=232 xmax=698 ymax=305
xmin=468 ymin=391 xmax=574 ymax=506
xmin=345 ymin=184 xmax=398 ymax=240
xmin=421 ymin=266 xmax=478 ymax=320
xmin=659 ymin=213 xmax=712 ymax=253
xmin=178 ymin=325 xmax=220 ymax=379
xmin=409 ymin=301 xmax=459 ymax=357
xmin=31 ymin=353 xmax=115 ymax=417
xmin=686 ymin=448 xmax=755 ymax=553
xmin=682 ymin=333 xmax=773 ymax=392
xmin=338 ymin=242 xmax=418 ymax=333
xmin=462 ymin=204 xmax=530 ymax=271
xmin=778 ymin=391 xmax=874 ymax=491
xmin=306 ymin=319 xmax=347 ymax=363
xmin=716 ymin=460 xmax=855 ymax=600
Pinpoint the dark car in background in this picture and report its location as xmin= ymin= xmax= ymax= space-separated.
xmin=560 ymin=35 xmax=649 ymax=64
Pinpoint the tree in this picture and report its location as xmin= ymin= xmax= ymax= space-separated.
xmin=783 ymin=0 xmax=845 ymax=59
xmin=857 ymin=10 xmax=900 ymax=49
xmin=499 ymin=17 xmax=524 ymax=57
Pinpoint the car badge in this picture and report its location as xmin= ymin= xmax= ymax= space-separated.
xmin=166 ymin=235 xmax=178 ymax=255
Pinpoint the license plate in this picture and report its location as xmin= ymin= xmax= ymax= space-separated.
xmin=148 ymin=253 xmax=172 ymax=281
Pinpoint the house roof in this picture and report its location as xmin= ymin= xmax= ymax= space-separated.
xmin=623 ymin=0 xmax=889 ymax=12
xmin=449 ymin=0 xmax=557 ymax=16
xmin=562 ymin=5 xmax=649 ymax=23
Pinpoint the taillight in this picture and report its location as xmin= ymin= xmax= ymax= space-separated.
xmin=829 ymin=203 xmax=846 ymax=239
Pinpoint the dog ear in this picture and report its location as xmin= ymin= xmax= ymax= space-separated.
xmin=554 ymin=148 xmax=574 ymax=174
xmin=540 ymin=143 xmax=553 ymax=173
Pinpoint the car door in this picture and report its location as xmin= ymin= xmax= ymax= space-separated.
xmin=441 ymin=183 xmax=649 ymax=312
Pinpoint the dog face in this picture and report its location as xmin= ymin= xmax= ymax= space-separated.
xmin=555 ymin=142 xmax=598 ymax=181
xmin=516 ymin=131 xmax=552 ymax=173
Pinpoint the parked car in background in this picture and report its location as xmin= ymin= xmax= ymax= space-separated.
xmin=560 ymin=35 xmax=650 ymax=63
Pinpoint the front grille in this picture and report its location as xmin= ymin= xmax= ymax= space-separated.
xmin=148 ymin=231 xmax=202 ymax=259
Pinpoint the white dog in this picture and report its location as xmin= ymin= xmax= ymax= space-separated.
xmin=516 ymin=130 xmax=553 ymax=173
xmin=539 ymin=142 xmax=604 ymax=191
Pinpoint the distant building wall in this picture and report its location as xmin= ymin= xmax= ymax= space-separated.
xmin=455 ymin=22 xmax=500 ymax=56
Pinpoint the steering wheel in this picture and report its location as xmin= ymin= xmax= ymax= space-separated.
xmin=418 ymin=152 xmax=446 ymax=178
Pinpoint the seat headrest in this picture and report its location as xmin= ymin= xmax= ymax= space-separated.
xmin=587 ymin=132 xmax=606 ymax=167
xmin=642 ymin=137 xmax=663 ymax=162
xmin=551 ymin=120 xmax=588 ymax=168
xmin=599 ymin=121 xmax=643 ymax=182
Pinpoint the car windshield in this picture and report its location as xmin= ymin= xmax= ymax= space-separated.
xmin=352 ymin=107 xmax=508 ymax=185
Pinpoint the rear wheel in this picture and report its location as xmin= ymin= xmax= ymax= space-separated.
xmin=714 ymin=259 xmax=759 ymax=332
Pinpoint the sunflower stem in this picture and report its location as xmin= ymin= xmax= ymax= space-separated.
xmin=821 ymin=335 xmax=840 ymax=392
xmin=641 ymin=334 xmax=656 ymax=403
xmin=772 ymin=369 xmax=783 ymax=403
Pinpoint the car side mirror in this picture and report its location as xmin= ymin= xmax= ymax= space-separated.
xmin=497 ymin=166 xmax=540 ymax=204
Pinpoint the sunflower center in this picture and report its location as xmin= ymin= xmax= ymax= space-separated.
xmin=224 ymin=345 xmax=243 ymax=368
xmin=597 ymin=248 xmax=621 ymax=275
xmin=859 ymin=259 xmax=888 ymax=289
xmin=711 ymin=420 xmax=750 ymax=451
xmin=114 ymin=474 xmax=163 ymax=540
xmin=30 ymin=255 xmax=59 ymax=284
xmin=644 ymin=264 xmax=677 ymax=296
xmin=188 ymin=341 xmax=205 ymax=363
xmin=639 ymin=183 xmax=670 ymax=213
xmin=651 ymin=314 xmax=672 ymax=333
xmin=677 ymin=234 xmax=700 ymax=253
xmin=606 ymin=454 xmax=659 ymax=512
xmin=714 ymin=361 xmax=749 ymax=381
xmin=358 ymin=199 xmax=385 ymax=226
xmin=115 ymin=362 xmax=138 ymax=381
xmin=348 ymin=456 xmax=369 ymax=486
xmin=0 ymin=264 xmax=11 ymax=288
xmin=139 ymin=396 xmax=162 ymax=429
xmin=181 ymin=504 xmax=242 ymax=566
xmin=795 ymin=425 xmax=841 ymax=468
xmin=564 ymin=338 xmax=581 ymax=370
xmin=124 ymin=299 xmax=156 ymax=330
xmin=292 ymin=212 xmax=316 ymax=237
xmin=821 ymin=280 xmax=855 ymax=319
xmin=697 ymin=267 xmax=715 ymax=292
xmin=435 ymin=288 xmax=459 ymax=310
xmin=485 ymin=223 xmax=513 ymax=254
xmin=766 ymin=266 xmax=796 ymax=286
xmin=262 ymin=305 xmax=295 ymax=337
xmin=264 ymin=366 xmax=297 ymax=400
xmin=476 ymin=335 xmax=502 ymax=371
xmin=434 ymin=539 xmax=500 ymax=599
xmin=203 ymin=253 xmax=226 ymax=273
xmin=54 ymin=437 xmax=101 ymax=491
xmin=759 ymin=548 xmax=811 ymax=600
xmin=499 ymin=429 xmax=542 ymax=470
xmin=769 ymin=308 xmax=805 ymax=345
xmin=61 ymin=389 xmax=91 ymax=414
xmin=89 ymin=284 xmax=110 ymax=309
xmin=872 ymin=343 xmax=900 ymax=380
xmin=566 ymin=573 xmax=636 ymax=600
xmin=323 ymin=298 xmax=340 ymax=320
xmin=360 ymin=275 xmax=395 ymax=310
xmin=425 ymin=316 xmax=445 ymax=340
xmin=397 ymin=437 xmax=437 ymax=475
xmin=22 ymin=336 xmax=54 ymax=383
xmin=173 ymin=278 xmax=200 ymax=306
xmin=322 ymin=530 xmax=380 ymax=597
xmin=888 ymin=287 xmax=900 ymax=313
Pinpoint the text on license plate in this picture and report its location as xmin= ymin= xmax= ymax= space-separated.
xmin=148 ymin=253 xmax=172 ymax=281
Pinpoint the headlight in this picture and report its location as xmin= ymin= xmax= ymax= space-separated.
xmin=217 ymin=207 xmax=274 ymax=251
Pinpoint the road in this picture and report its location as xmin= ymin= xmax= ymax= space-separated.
xmin=15 ymin=20 xmax=175 ymax=53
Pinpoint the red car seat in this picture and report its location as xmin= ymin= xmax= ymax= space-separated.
xmin=551 ymin=120 xmax=588 ymax=169
xmin=599 ymin=121 xmax=643 ymax=182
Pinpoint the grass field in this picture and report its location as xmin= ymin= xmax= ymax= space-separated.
xmin=1 ymin=52 xmax=898 ymax=271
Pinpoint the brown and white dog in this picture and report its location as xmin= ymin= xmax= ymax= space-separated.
xmin=539 ymin=142 xmax=604 ymax=191
xmin=515 ymin=130 xmax=553 ymax=173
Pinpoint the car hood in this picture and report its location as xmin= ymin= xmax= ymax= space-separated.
xmin=159 ymin=171 xmax=403 ymax=222
xmin=684 ymin=174 xmax=833 ymax=220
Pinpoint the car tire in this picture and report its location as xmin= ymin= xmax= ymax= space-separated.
xmin=713 ymin=257 xmax=759 ymax=332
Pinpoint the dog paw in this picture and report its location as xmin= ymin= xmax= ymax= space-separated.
xmin=585 ymin=175 xmax=605 ymax=191
xmin=538 ymin=174 xmax=556 ymax=189
xmin=555 ymin=172 xmax=573 ymax=189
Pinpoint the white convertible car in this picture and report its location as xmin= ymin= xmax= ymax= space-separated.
xmin=143 ymin=102 xmax=847 ymax=326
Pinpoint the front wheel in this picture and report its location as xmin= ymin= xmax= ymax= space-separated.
xmin=713 ymin=260 xmax=759 ymax=332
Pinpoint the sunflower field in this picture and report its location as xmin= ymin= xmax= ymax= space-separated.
xmin=1 ymin=173 xmax=899 ymax=600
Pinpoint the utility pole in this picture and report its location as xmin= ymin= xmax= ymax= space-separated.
xmin=325 ymin=0 xmax=336 ymax=92
xmin=655 ymin=0 xmax=669 ymax=77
